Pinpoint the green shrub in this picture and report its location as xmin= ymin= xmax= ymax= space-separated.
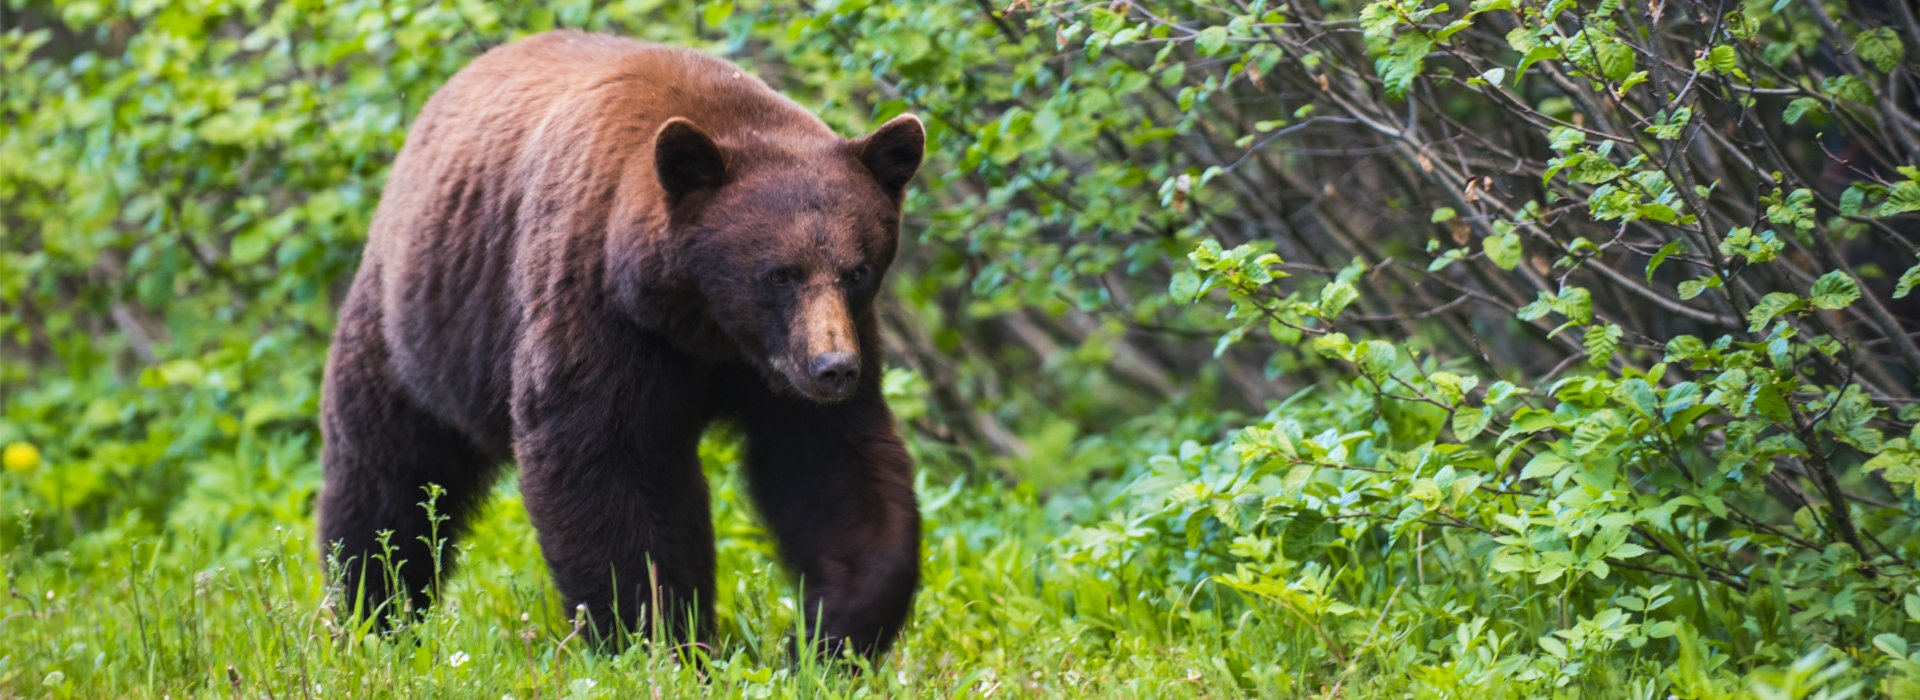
xmin=1022 ymin=0 xmax=1920 ymax=695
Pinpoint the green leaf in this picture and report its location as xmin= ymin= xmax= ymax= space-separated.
xmin=1315 ymin=332 xmax=1355 ymax=360
xmin=229 ymin=230 xmax=271 ymax=265
xmin=1485 ymin=380 xmax=1522 ymax=404
xmin=1410 ymin=478 xmax=1442 ymax=502
xmin=1517 ymin=291 xmax=1557 ymax=321
xmin=1584 ymin=322 xmax=1622 ymax=367
xmin=1823 ymin=75 xmax=1875 ymax=105
xmin=1521 ymin=450 xmax=1570 ymax=480
xmin=1808 ymin=270 xmax=1861 ymax=310
xmin=1549 ymin=128 xmax=1587 ymax=153
xmin=1376 ymin=34 xmax=1434 ymax=101
xmin=1662 ymin=381 xmax=1703 ymax=420
xmin=1543 ymin=153 xmax=1586 ymax=184
xmin=1161 ymin=61 xmax=1188 ymax=88
xmin=1854 ymin=27 xmax=1905 ymax=73
xmin=1646 ymin=107 xmax=1691 ymax=139
xmin=1435 ymin=19 xmax=1475 ymax=41
xmin=1515 ymin=44 xmax=1561 ymax=80
xmin=1484 ymin=229 xmax=1522 ymax=270
xmin=1505 ymin=26 xmax=1539 ymax=53
xmin=1895 ymin=259 xmax=1920 ymax=298
xmin=1678 ymin=274 xmax=1721 ymax=300
xmin=1888 ymin=181 xmax=1920 ymax=215
xmin=1170 ymin=271 xmax=1201 ymax=303
xmin=1635 ymin=203 xmax=1678 ymax=223
xmin=1357 ymin=340 xmax=1397 ymax=376
xmin=1429 ymin=371 xmax=1476 ymax=402
xmin=1617 ymin=70 xmax=1649 ymax=93
xmin=1561 ymin=287 xmax=1594 ymax=324
xmin=1599 ymin=40 xmax=1635 ymax=80
xmin=1390 ymin=502 xmax=1427 ymax=537
xmin=1665 ymin=335 xmax=1708 ymax=363
xmin=1429 ymin=248 xmax=1467 ymax=271
xmin=1176 ymin=86 xmax=1198 ymax=111
xmin=1358 ymin=2 xmax=1401 ymax=40
xmin=702 ymin=0 xmax=735 ymax=26
xmin=1281 ymin=510 xmax=1330 ymax=561
xmin=1567 ymin=154 xmax=1622 ymax=184
xmin=1839 ymin=182 xmax=1875 ymax=215
xmin=1719 ymin=227 xmax=1784 ymax=264
xmin=1647 ymin=241 xmax=1685 ymax=281
xmin=1320 ymin=281 xmax=1359 ymax=317
xmin=1453 ymin=405 xmax=1492 ymax=440
xmin=1747 ymin=292 xmax=1804 ymax=331
xmin=1783 ymin=97 xmax=1822 ymax=125
xmin=1709 ymin=45 xmax=1740 ymax=74
xmin=1612 ymin=377 xmax=1659 ymax=419
xmin=1195 ymin=26 xmax=1230 ymax=56
xmin=1570 ymin=419 xmax=1615 ymax=455
xmin=1510 ymin=407 xmax=1563 ymax=433
xmin=1609 ymin=542 xmax=1649 ymax=559
xmin=1432 ymin=207 xmax=1457 ymax=223
xmin=1874 ymin=633 xmax=1909 ymax=658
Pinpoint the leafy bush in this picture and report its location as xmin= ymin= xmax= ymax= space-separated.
xmin=1020 ymin=0 xmax=1920 ymax=694
xmin=6 ymin=0 xmax=1920 ymax=696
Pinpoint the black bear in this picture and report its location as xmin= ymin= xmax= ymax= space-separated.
xmin=317 ymin=30 xmax=924 ymax=656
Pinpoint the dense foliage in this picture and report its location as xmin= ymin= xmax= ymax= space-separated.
xmin=5 ymin=0 xmax=1920 ymax=696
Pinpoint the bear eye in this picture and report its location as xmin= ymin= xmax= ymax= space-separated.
xmin=843 ymin=265 xmax=871 ymax=284
xmin=767 ymin=269 xmax=793 ymax=286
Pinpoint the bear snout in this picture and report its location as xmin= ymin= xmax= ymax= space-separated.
xmin=783 ymin=284 xmax=861 ymax=402
xmin=809 ymin=351 xmax=860 ymax=399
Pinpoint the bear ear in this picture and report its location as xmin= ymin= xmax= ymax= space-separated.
xmin=854 ymin=114 xmax=925 ymax=199
xmin=653 ymin=117 xmax=728 ymax=208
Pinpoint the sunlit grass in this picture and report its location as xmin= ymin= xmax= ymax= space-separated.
xmin=0 ymin=431 xmax=1345 ymax=699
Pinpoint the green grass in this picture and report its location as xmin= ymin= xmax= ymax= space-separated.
xmin=0 ymin=433 xmax=1315 ymax=699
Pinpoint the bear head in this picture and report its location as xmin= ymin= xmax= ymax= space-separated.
xmin=648 ymin=113 xmax=924 ymax=404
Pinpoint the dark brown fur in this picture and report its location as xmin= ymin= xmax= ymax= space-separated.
xmin=317 ymin=30 xmax=924 ymax=656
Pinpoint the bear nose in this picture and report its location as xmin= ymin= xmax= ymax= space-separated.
xmin=809 ymin=352 xmax=860 ymax=394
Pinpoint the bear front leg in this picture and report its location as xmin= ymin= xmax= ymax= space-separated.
xmin=512 ymin=329 xmax=719 ymax=649
xmin=727 ymin=377 xmax=920 ymax=657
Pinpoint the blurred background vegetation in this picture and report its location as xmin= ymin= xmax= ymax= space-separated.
xmin=5 ymin=0 xmax=1920 ymax=696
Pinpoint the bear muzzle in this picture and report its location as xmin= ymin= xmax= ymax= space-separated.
xmin=782 ymin=287 xmax=862 ymax=403
xmin=808 ymin=351 xmax=860 ymax=400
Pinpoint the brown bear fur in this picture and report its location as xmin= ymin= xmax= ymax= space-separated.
xmin=317 ymin=30 xmax=924 ymax=656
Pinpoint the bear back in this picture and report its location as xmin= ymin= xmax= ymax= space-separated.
xmin=359 ymin=31 xmax=866 ymax=454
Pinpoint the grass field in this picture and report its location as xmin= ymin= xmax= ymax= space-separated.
xmin=1 ymin=432 xmax=1355 ymax=699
